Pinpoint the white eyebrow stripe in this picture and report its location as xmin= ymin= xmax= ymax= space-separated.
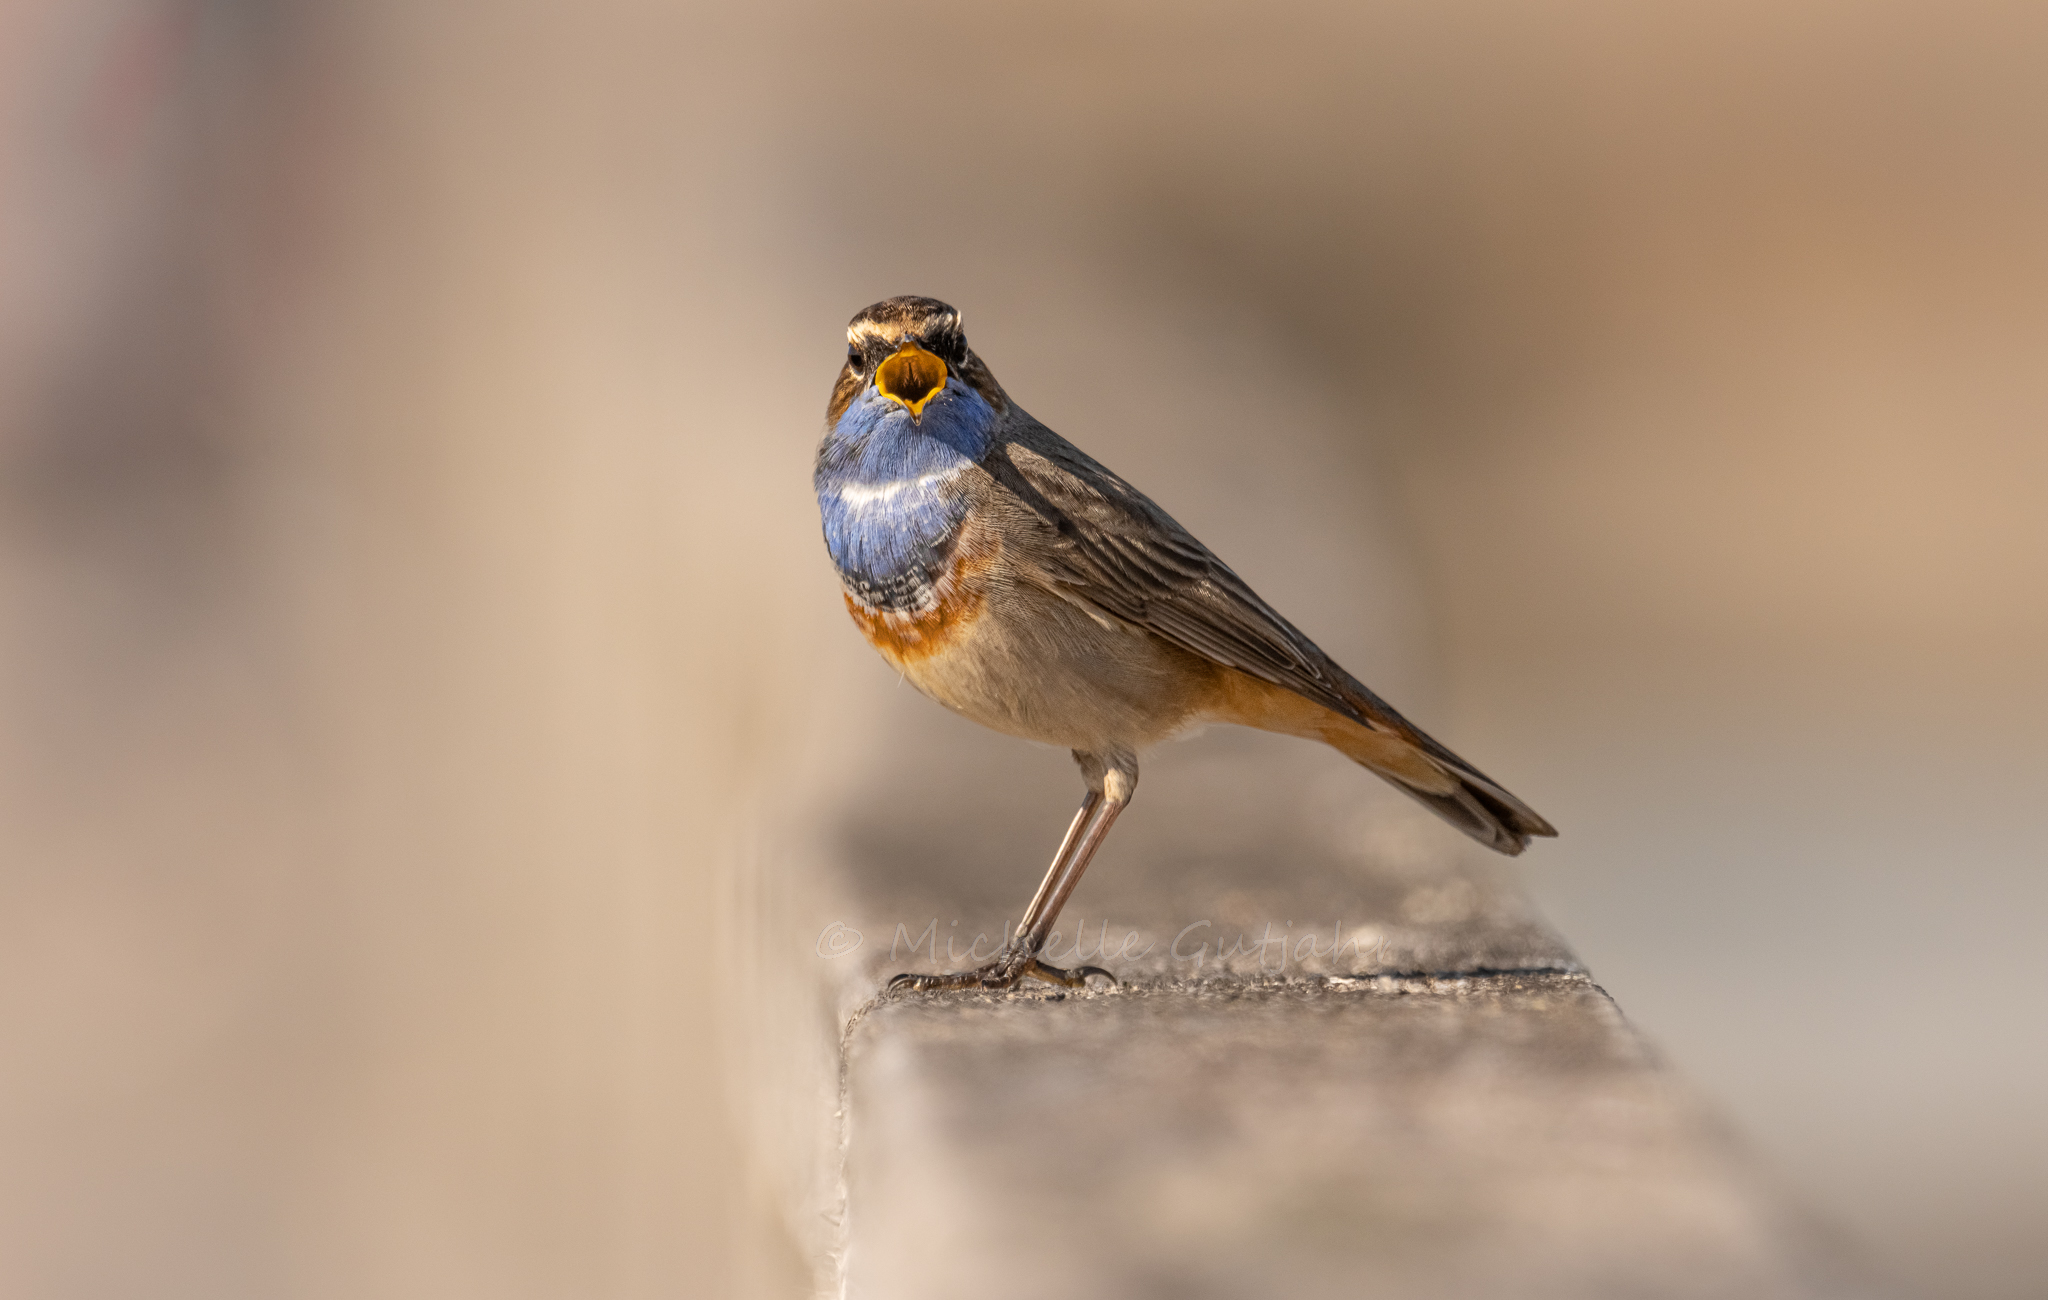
xmin=833 ymin=467 xmax=962 ymax=507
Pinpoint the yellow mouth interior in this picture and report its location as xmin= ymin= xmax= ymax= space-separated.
xmin=875 ymin=343 xmax=948 ymax=418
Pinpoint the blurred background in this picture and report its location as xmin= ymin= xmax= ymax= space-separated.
xmin=1 ymin=1 xmax=2043 ymax=1297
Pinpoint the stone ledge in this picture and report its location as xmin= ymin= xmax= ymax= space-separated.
xmin=839 ymin=971 xmax=1874 ymax=1299
xmin=750 ymin=713 xmax=1881 ymax=1297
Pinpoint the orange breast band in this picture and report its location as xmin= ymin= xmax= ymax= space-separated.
xmin=845 ymin=585 xmax=985 ymax=668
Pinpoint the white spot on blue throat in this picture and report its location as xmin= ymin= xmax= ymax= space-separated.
xmin=831 ymin=469 xmax=961 ymax=511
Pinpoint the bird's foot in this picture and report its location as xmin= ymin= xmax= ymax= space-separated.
xmin=888 ymin=945 xmax=1115 ymax=993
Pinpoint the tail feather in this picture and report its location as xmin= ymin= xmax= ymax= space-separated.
xmin=1323 ymin=679 xmax=1556 ymax=856
xmin=1393 ymin=763 xmax=1555 ymax=856
xmin=1204 ymin=665 xmax=1556 ymax=855
xmin=1316 ymin=713 xmax=1555 ymax=855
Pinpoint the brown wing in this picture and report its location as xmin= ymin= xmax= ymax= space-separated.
xmin=981 ymin=420 xmax=1556 ymax=851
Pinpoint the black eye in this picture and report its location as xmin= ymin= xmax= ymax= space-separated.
xmin=846 ymin=345 xmax=863 ymax=368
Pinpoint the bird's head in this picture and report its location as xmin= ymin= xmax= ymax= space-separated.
xmin=826 ymin=296 xmax=1007 ymax=427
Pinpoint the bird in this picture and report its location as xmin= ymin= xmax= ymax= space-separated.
xmin=815 ymin=295 xmax=1555 ymax=991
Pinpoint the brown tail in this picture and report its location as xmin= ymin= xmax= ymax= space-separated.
xmin=1331 ymin=677 xmax=1557 ymax=854
xmin=1381 ymin=750 xmax=1554 ymax=854
xmin=1206 ymin=668 xmax=1556 ymax=855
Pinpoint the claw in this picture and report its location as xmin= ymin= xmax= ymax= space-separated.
xmin=884 ymin=947 xmax=1116 ymax=993
xmin=1022 ymin=959 xmax=1117 ymax=989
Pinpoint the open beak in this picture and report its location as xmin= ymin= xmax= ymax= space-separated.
xmin=874 ymin=342 xmax=948 ymax=420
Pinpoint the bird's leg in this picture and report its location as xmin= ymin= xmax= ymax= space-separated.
xmin=1010 ymin=774 xmax=1127 ymax=986
xmin=890 ymin=751 xmax=1136 ymax=992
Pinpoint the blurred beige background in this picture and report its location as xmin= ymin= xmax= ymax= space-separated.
xmin=2 ymin=1 xmax=2043 ymax=1298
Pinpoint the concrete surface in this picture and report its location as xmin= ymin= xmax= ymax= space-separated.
xmin=759 ymin=698 xmax=1881 ymax=1298
xmin=847 ymin=975 xmax=1855 ymax=1300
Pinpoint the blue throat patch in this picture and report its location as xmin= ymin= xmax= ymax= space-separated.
xmin=816 ymin=378 xmax=998 ymax=613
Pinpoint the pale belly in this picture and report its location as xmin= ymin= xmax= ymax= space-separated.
xmin=881 ymin=577 xmax=1219 ymax=755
